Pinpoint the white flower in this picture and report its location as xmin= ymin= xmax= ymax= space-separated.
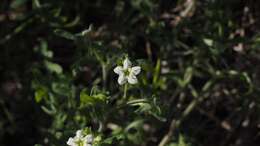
xmin=114 ymin=58 xmax=141 ymax=85
xmin=67 ymin=130 xmax=94 ymax=146
xmin=76 ymin=130 xmax=84 ymax=138
xmin=67 ymin=137 xmax=77 ymax=146
xmin=85 ymin=134 xmax=94 ymax=144
xmin=67 ymin=130 xmax=83 ymax=146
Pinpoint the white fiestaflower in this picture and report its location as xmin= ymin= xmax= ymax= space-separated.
xmin=114 ymin=58 xmax=141 ymax=85
xmin=67 ymin=130 xmax=94 ymax=146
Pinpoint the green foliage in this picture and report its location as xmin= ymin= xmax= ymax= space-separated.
xmin=168 ymin=135 xmax=191 ymax=146
xmin=1 ymin=0 xmax=260 ymax=146
xmin=34 ymin=86 xmax=48 ymax=103
xmin=80 ymin=89 xmax=107 ymax=106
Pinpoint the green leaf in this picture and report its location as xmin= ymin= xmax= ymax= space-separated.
xmin=80 ymin=90 xmax=106 ymax=106
xmin=176 ymin=67 xmax=193 ymax=88
xmin=102 ymin=134 xmax=125 ymax=144
xmin=202 ymin=80 xmax=214 ymax=92
xmin=32 ymin=0 xmax=41 ymax=8
xmin=44 ymin=61 xmax=63 ymax=74
xmin=183 ymin=67 xmax=193 ymax=85
xmin=54 ymin=29 xmax=76 ymax=40
xmin=125 ymin=120 xmax=144 ymax=132
xmin=80 ymin=92 xmax=95 ymax=105
xmin=51 ymin=82 xmax=70 ymax=96
xmin=41 ymin=105 xmax=56 ymax=115
xmin=153 ymin=59 xmax=161 ymax=85
xmin=128 ymin=97 xmax=166 ymax=121
xmin=177 ymin=135 xmax=189 ymax=146
xmin=94 ymin=93 xmax=107 ymax=101
xmin=40 ymin=44 xmax=53 ymax=58
xmin=203 ymin=38 xmax=213 ymax=46
xmin=34 ymin=87 xmax=48 ymax=103
xmin=189 ymin=85 xmax=198 ymax=98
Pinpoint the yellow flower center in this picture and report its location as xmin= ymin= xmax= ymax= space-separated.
xmin=123 ymin=68 xmax=132 ymax=76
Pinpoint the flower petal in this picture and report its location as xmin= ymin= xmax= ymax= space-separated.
xmin=123 ymin=58 xmax=132 ymax=69
xmin=84 ymin=134 xmax=93 ymax=143
xmin=76 ymin=130 xmax=83 ymax=138
xmin=127 ymin=74 xmax=138 ymax=84
xmin=118 ymin=74 xmax=127 ymax=85
xmin=67 ymin=138 xmax=76 ymax=146
xmin=114 ymin=66 xmax=123 ymax=75
xmin=131 ymin=66 xmax=141 ymax=75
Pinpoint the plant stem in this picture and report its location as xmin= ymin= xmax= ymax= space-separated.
xmin=123 ymin=83 xmax=128 ymax=99
xmin=101 ymin=63 xmax=107 ymax=90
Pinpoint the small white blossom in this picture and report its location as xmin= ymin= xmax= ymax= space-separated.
xmin=67 ymin=137 xmax=77 ymax=146
xmin=67 ymin=130 xmax=94 ymax=146
xmin=85 ymin=134 xmax=94 ymax=144
xmin=114 ymin=58 xmax=141 ymax=85
xmin=67 ymin=130 xmax=83 ymax=146
xmin=76 ymin=130 xmax=84 ymax=138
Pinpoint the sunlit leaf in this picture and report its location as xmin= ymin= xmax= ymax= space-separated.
xmin=203 ymin=38 xmax=213 ymax=46
xmin=34 ymin=87 xmax=48 ymax=102
xmin=44 ymin=61 xmax=63 ymax=74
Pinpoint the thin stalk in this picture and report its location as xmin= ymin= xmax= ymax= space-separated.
xmin=93 ymin=50 xmax=107 ymax=90
xmin=101 ymin=63 xmax=107 ymax=90
xmin=123 ymin=83 xmax=128 ymax=99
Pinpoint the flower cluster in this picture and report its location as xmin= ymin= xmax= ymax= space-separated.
xmin=114 ymin=58 xmax=141 ymax=85
xmin=67 ymin=130 xmax=95 ymax=146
